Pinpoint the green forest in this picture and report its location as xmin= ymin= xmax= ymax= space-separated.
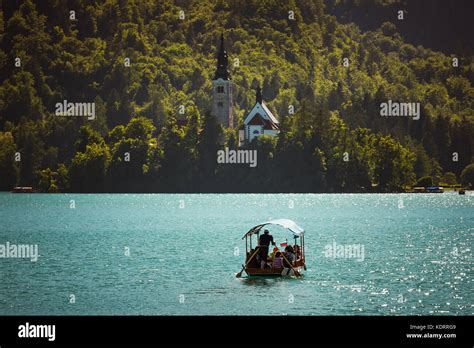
xmin=0 ymin=0 xmax=473 ymax=192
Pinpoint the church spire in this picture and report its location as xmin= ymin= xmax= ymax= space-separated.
xmin=256 ymin=84 xmax=263 ymax=104
xmin=214 ymin=33 xmax=230 ymax=80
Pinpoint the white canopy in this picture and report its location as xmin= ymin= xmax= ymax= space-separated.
xmin=242 ymin=219 xmax=305 ymax=239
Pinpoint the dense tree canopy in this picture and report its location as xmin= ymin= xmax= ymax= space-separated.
xmin=0 ymin=0 xmax=472 ymax=192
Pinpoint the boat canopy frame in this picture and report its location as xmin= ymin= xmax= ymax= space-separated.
xmin=242 ymin=219 xmax=305 ymax=264
xmin=239 ymin=219 xmax=306 ymax=276
xmin=241 ymin=219 xmax=305 ymax=239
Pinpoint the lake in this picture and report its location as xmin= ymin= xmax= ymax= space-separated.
xmin=0 ymin=193 xmax=472 ymax=315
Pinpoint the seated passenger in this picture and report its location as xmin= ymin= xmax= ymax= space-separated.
xmin=247 ymin=249 xmax=254 ymax=261
xmin=247 ymin=249 xmax=256 ymax=266
xmin=284 ymin=245 xmax=296 ymax=263
xmin=294 ymin=245 xmax=301 ymax=259
xmin=249 ymin=249 xmax=260 ymax=268
xmin=272 ymin=252 xmax=284 ymax=269
xmin=269 ymin=246 xmax=280 ymax=260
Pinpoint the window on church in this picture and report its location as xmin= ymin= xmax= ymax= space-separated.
xmin=217 ymin=86 xmax=224 ymax=93
xmin=217 ymin=102 xmax=223 ymax=107
xmin=253 ymin=130 xmax=260 ymax=135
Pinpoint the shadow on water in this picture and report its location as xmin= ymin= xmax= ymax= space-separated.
xmin=239 ymin=275 xmax=302 ymax=287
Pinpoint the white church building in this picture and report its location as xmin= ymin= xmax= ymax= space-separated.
xmin=211 ymin=34 xmax=279 ymax=145
xmin=238 ymin=86 xmax=279 ymax=145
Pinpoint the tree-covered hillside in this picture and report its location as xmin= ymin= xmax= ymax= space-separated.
xmin=326 ymin=0 xmax=474 ymax=54
xmin=0 ymin=0 xmax=472 ymax=192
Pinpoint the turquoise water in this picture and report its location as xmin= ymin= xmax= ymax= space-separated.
xmin=0 ymin=193 xmax=472 ymax=315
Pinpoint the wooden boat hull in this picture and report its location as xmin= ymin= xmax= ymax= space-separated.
xmin=245 ymin=266 xmax=304 ymax=277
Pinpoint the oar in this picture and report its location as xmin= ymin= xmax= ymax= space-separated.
xmin=236 ymin=264 xmax=246 ymax=278
xmin=236 ymin=248 xmax=260 ymax=278
xmin=281 ymin=254 xmax=301 ymax=277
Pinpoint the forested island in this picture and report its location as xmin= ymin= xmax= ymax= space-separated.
xmin=0 ymin=0 xmax=472 ymax=193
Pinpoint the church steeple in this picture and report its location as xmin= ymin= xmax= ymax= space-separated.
xmin=214 ymin=33 xmax=230 ymax=80
xmin=256 ymin=85 xmax=263 ymax=104
xmin=211 ymin=33 xmax=234 ymax=129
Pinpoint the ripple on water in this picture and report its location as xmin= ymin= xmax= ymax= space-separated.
xmin=0 ymin=193 xmax=472 ymax=315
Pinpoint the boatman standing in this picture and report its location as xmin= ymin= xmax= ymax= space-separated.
xmin=259 ymin=229 xmax=276 ymax=269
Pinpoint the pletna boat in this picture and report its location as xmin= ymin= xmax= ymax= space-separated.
xmin=236 ymin=219 xmax=306 ymax=277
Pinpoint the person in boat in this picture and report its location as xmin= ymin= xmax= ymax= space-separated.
xmin=258 ymin=229 xmax=276 ymax=269
xmin=294 ymin=244 xmax=301 ymax=260
xmin=269 ymin=246 xmax=279 ymax=260
xmin=272 ymin=251 xmax=284 ymax=269
xmin=247 ymin=248 xmax=259 ymax=268
xmin=284 ymin=245 xmax=296 ymax=264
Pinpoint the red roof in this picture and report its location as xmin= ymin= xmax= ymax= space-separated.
xmin=248 ymin=113 xmax=266 ymax=125
xmin=245 ymin=113 xmax=279 ymax=130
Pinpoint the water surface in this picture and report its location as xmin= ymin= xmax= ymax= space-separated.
xmin=0 ymin=193 xmax=472 ymax=315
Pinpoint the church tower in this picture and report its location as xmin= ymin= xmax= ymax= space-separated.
xmin=211 ymin=34 xmax=234 ymax=128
